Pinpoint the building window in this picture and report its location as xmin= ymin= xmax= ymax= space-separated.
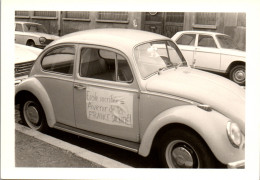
xmin=32 ymin=11 xmax=57 ymax=19
xmin=96 ymin=12 xmax=129 ymax=23
xmin=166 ymin=12 xmax=184 ymax=23
xmin=237 ymin=13 xmax=246 ymax=27
xmin=15 ymin=11 xmax=30 ymax=18
xmin=193 ymin=12 xmax=217 ymax=29
xmin=63 ymin=11 xmax=90 ymax=21
xmin=196 ymin=12 xmax=216 ymax=25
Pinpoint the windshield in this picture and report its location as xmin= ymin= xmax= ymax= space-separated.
xmin=134 ymin=40 xmax=187 ymax=78
xmin=24 ymin=23 xmax=48 ymax=33
xmin=216 ymin=35 xmax=240 ymax=50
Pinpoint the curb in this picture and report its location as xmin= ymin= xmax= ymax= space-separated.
xmin=15 ymin=123 xmax=132 ymax=168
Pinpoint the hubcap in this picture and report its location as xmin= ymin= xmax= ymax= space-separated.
xmin=234 ymin=69 xmax=245 ymax=81
xmin=24 ymin=101 xmax=40 ymax=125
xmin=166 ymin=140 xmax=199 ymax=168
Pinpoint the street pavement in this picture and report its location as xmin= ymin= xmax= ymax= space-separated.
xmin=15 ymin=105 xmax=133 ymax=168
xmin=15 ymin=123 xmax=132 ymax=168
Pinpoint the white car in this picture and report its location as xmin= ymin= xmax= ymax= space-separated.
xmin=172 ymin=31 xmax=246 ymax=85
xmin=15 ymin=21 xmax=59 ymax=48
xmin=15 ymin=44 xmax=42 ymax=85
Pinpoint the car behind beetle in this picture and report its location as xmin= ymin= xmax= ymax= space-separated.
xmin=15 ymin=29 xmax=245 ymax=168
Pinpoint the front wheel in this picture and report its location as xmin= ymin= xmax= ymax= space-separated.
xmin=159 ymin=128 xmax=216 ymax=168
xmin=26 ymin=40 xmax=36 ymax=47
xmin=20 ymin=96 xmax=49 ymax=132
xmin=229 ymin=65 xmax=245 ymax=86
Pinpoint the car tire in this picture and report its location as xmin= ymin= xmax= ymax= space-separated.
xmin=20 ymin=95 xmax=49 ymax=132
xmin=26 ymin=40 xmax=36 ymax=47
xmin=158 ymin=128 xmax=216 ymax=168
xmin=229 ymin=65 xmax=245 ymax=86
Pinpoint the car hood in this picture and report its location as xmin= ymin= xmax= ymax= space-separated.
xmin=146 ymin=67 xmax=245 ymax=132
xmin=15 ymin=44 xmax=42 ymax=63
xmin=22 ymin=32 xmax=59 ymax=40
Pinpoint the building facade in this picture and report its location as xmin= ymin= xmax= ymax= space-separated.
xmin=15 ymin=11 xmax=246 ymax=50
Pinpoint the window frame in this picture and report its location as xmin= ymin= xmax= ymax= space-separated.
xmin=15 ymin=23 xmax=23 ymax=32
xmin=40 ymin=44 xmax=76 ymax=76
xmin=78 ymin=44 xmax=134 ymax=84
xmin=197 ymin=34 xmax=218 ymax=49
xmin=176 ymin=33 xmax=196 ymax=46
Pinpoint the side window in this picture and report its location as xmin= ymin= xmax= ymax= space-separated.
xmin=79 ymin=47 xmax=133 ymax=83
xmin=41 ymin=46 xmax=75 ymax=75
xmin=176 ymin=34 xmax=196 ymax=46
xmin=198 ymin=35 xmax=217 ymax=48
xmin=15 ymin=24 xmax=23 ymax=32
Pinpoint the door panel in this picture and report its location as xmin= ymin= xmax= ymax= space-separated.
xmin=178 ymin=45 xmax=195 ymax=65
xmin=74 ymin=83 xmax=139 ymax=142
xmin=194 ymin=35 xmax=221 ymax=71
xmin=74 ymin=46 xmax=140 ymax=142
xmin=194 ymin=47 xmax=221 ymax=71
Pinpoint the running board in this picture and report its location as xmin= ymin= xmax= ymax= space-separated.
xmin=53 ymin=123 xmax=140 ymax=153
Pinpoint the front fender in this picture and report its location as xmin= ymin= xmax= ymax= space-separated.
xmin=138 ymin=105 xmax=244 ymax=165
xmin=15 ymin=77 xmax=56 ymax=127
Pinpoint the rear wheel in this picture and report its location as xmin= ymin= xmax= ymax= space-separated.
xmin=159 ymin=128 xmax=216 ymax=168
xmin=229 ymin=65 xmax=245 ymax=85
xmin=20 ymin=96 xmax=49 ymax=132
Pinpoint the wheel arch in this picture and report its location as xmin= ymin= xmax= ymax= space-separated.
xmin=15 ymin=78 xmax=56 ymax=127
xmin=138 ymin=105 xmax=244 ymax=165
xmin=226 ymin=61 xmax=245 ymax=73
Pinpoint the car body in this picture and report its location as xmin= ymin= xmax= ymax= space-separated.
xmin=15 ymin=29 xmax=245 ymax=168
xmin=15 ymin=21 xmax=59 ymax=48
xmin=15 ymin=44 xmax=42 ymax=85
xmin=172 ymin=31 xmax=246 ymax=85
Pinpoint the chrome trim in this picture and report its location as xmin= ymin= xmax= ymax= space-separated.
xmin=34 ymin=74 xmax=74 ymax=82
xmin=75 ymin=80 xmax=139 ymax=93
xmin=227 ymin=160 xmax=245 ymax=169
xmin=53 ymin=125 xmax=139 ymax=153
xmin=141 ymin=91 xmax=198 ymax=105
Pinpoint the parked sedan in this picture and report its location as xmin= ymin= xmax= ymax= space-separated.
xmin=15 ymin=21 xmax=59 ymax=48
xmin=15 ymin=44 xmax=42 ymax=85
xmin=15 ymin=29 xmax=244 ymax=168
xmin=172 ymin=31 xmax=246 ymax=85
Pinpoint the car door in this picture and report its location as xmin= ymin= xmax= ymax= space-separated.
xmin=15 ymin=23 xmax=25 ymax=44
xmin=175 ymin=33 xmax=196 ymax=66
xmin=194 ymin=34 xmax=221 ymax=71
xmin=38 ymin=44 xmax=76 ymax=127
xmin=73 ymin=45 xmax=140 ymax=142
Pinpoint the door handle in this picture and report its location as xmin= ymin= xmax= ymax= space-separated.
xmin=74 ymin=84 xmax=86 ymax=90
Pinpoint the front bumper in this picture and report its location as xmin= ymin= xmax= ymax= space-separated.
xmin=227 ymin=160 xmax=245 ymax=168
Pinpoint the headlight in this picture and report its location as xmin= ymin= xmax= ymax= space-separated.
xmin=226 ymin=122 xmax=242 ymax=148
xmin=39 ymin=37 xmax=46 ymax=44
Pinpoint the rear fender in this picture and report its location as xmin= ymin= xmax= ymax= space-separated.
xmin=138 ymin=105 xmax=244 ymax=165
xmin=15 ymin=77 xmax=56 ymax=127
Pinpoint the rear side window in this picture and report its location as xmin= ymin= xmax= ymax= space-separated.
xmin=15 ymin=24 xmax=23 ymax=32
xmin=198 ymin=35 xmax=217 ymax=48
xmin=79 ymin=47 xmax=133 ymax=83
xmin=41 ymin=46 xmax=75 ymax=75
xmin=176 ymin=34 xmax=196 ymax=46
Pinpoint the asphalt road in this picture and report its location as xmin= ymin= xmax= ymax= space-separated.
xmin=15 ymin=107 xmax=160 ymax=168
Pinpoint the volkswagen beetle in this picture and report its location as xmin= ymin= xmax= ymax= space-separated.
xmin=15 ymin=29 xmax=245 ymax=168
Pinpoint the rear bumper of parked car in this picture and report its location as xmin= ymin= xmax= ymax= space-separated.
xmin=227 ymin=160 xmax=245 ymax=168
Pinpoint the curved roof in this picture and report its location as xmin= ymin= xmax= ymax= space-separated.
xmin=48 ymin=28 xmax=170 ymax=52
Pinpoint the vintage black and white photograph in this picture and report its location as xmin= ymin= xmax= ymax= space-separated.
xmin=1 ymin=0 xmax=260 ymax=180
